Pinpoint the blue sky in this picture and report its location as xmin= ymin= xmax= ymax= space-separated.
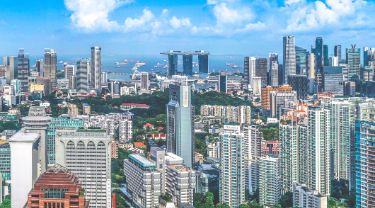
xmin=0 ymin=0 xmax=374 ymax=57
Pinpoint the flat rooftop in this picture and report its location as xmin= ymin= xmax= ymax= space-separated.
xmin=129 ymin=154 xmax=156 ymax=170
xmin=9 ymin=131 xmax=39 ymax=143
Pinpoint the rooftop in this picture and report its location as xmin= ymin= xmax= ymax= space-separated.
xmin=128 ymin=154 xmax=156 ymax=170
xmin=9 ymin=131 xmax=39 ymax=143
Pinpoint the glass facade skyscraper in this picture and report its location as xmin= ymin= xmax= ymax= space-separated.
xmin=283 ymin=36 xmax=296 ymax=84
xmin=346 ymin=45 xmax=361 ymax=80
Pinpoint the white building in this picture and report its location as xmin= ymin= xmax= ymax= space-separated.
xmin=55 ymin=128 xmax=112 ymax=208
xmin=119 ymin=119 xmax=133 ymax=143
xmin=90 ymin=46 xmax=101 ymax=90
xmin=124 ymin=154 xmax=161 ymax=208
xmin=259 ymin=156 xmax=280 ymax=207
xmin=9 ymin=131 xmax=40 ymax=208
xmin=293 ymin=184 xmax=328 ymax=208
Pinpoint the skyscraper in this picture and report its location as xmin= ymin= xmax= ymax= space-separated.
xmin=323 ymin=44 xmax=329 ymax=67
xmin=334 ymin=45 xmax=342 ymax=63
xmin=183 ymin=54 xmax=193 ymax=76
xmin=198 ymin=53 xmax=209 ymax=73
xmin=55 ymin=128 xmax=112 ymax=207
xmin=90 ymin=46 xmax=101 ymax=90
xmin=355 ymin=120 xmax=375 ymax=208
xmin=244 ymin=56 xmax=256 ymax=85
xmin=287 ymin=74 xmax=308 ymax=100
xmin=219 ymin=72 xmax=227 ymax=93
xmin=268 ymin=53 xmax=279 ymax=86
xmin=140 ymin=72 xmax=149 ymax=91
xmin=259 ymin=156 xmax=281 ymax=207
xmin=346 ymin=45 xmax=361 ymax=80
xmin=323 ymin=66 xmax=344 ymax=95
xmin=2 ymin=56 xmax=16 ymax=83
xmin=166 ymin=82 xmax=194 ymax=168
xmin=168 ymin=54 xmax=178 ymax=77
xmin=256 ymin=58 xmax=268 ymax=86
xmin=363 ymin=47 xmax=375 ymax=67
xmin=219 ymin=131 xmax=246 ymax=207
xmin=76 ymin=59 xmax=89 ymax=93
xmin=314 ymin=37 xmax=323 ymax=72
xmin=296 ymin=46 xmax=307 ymax=75
xmin=43 ymin=48 xmax=57 ymax=91
xmin=16 ymin=49 xmax=30 ymax=92
xmin=283 ymin=36 xmax=296 ymax=84
xmin=307 ymin=107 xmax=331 ymax=196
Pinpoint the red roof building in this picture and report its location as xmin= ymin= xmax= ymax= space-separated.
xmin=133 ymin=141 xmax=146 ymax=149
xmin=121 ymin=103 xmax=150 ymax=110
xmin=27 ymin=165 xmax=88 ymax=208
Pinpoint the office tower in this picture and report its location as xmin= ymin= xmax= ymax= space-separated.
xmin=296 ymin=46 xmax=307 ymax=75
xmin=43 ymin=48 xmax=57 ymax=91
xmin=259 ymin=156 xmax=280 ymax=207
xmin=110 ymin=80 xmax=120 ymax=97
xmin=64 ymin=64 xmax=75 ymax=79
xmin=27 ymin=164 xmax=88 ymax=208
xmin=90 ymin=46 xmax=101 ymax=90
xmin=124 ymin=154 xmax=161 ymax=208
xmin=219 ymin=72 xmax=227 ymax=93
xmin=346 ymin=45 xmax=361 ymax=80
xmin=293 ymin=184 xmax=328 ymax=208
xmin=244 ymin=56 xmax=256 ymax=85
xmin=314 ymin=37 xmax=323 ymax=71
xmin=280 ymin=123 xmax=308 ymax=194
xmin=283 ymin=36 xmax=296 ymax=84
xmin=46 ymin=117 xmax=84 ymax=165
xmin=183 ymin=54 xmax=193 ymax=76
xmin=9 ymin=131 xmax=41 ymax=208
xmin=35 ymin=59 xmax=42 ymax=74
xmin=22 ymin=106 xmax=52 ymax=173
xmin=307 ymin=52 xmax=316 ymax=79
xmin=119 ymin=119 xmax=133 ymax=143
xmin=16 ymin=49 xmax=30 ymax=92
xmin=76 ymin=59 xmax=89 ymax=93
xmin=355 ymin=120 xmax=375 ymax=208
xmin=307 ymin=107 xmax=331 ymax=196
xmin=198 ymin=52 xmax=209 ymax=73
xmin=166 ymin=83 xmax=194 ymax=168
xmin=323 ymin=66 xmax=344 ymax=95
xmin=323 ymin=44 xmax=329 ymax=66
xmin=363 ymin=47 xmax=375 ymax=67
xmin=255 ymin=58 xmax=268 ymax=86
xmin=268 ymin=53 xmax=279 ymax=86
xmin=327 ymin=99 xmax=355 ymax=183
xmin=242 ymin=125 xmax=262 ymax=195
xmin=219 ymin=131 xmax=246 ymax=207
xmin=270 ymin=91 xmax=297 ymax=118
xmin=2 ymin=56 xmax=16 ymax=83
xmin=334 ymin=45 xmax=342 ymax=63
xmin=55 ymin=129 xmax=112 ymax=207
xmin=0 ymin=142 xmax=10 ymax=183
xmin=140 ymin=72 xmax=149 ymax=91
xmin=168 ymin=54 xmax=178 ymax=76
xmin=361 ymin=66 xmax=374 ymax=81
xmin=287 ymin=74 xmax=308 ymax=100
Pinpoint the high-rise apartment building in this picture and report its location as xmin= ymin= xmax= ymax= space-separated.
xmin=27 ymin=164 xmax=88 ymax=208
xmin=355 ymin=120 xmax=375 ymax=208
xmin=166 ymin=82 xmax=194 ymax=168
xmin=43 ymin=48 xmax=57 ymax=91
xmin=307 ymin=107 xmax=331 ymax=196
xmin=293 ymin=184 xmax=328 ymax=208
xmin=346 ymin=45 xmax=361 ymax=80
xmin=55 ymin=129 xmax=112 ymax=207
xmin=259 ymin=156 xmax=281 ymax=207
xmin=90 ymin=46 xmax=101 ymax=90
xmin=270 ymin=91 xmax=297 ymax=118
xmin=119 ymin=119 xmax=133 ymax=143
xmin=219 ymin=131 xmax=246 ymax=207
xmin=283 ymin=36 xmax=296 ymax=84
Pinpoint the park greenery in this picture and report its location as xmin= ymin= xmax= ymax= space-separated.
xmin=111 ymin=148 xmax=130 ymax=188
xmin=0 ymin=121 xmax=20 ymax=132
xmin=0 ymin=196 xmax=10 ymax=208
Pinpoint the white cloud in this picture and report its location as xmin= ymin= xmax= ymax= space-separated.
xmin=124 ymin=9 xmax=155 ymax=31
xmin=212 ymin=2 xmax=253 ymax=25
xmin=286 ymin=0 xmax=366 ymax=31
xmin=285 ymin=0 xmax=304 ymax=5
xmin=169 ymin=16 xmax=192 ymax=29
xmin=64 ymin=0 xmax=133 ymax=31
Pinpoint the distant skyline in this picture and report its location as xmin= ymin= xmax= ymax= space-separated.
xmin=0 ymin=0 xmax=374 ymax=56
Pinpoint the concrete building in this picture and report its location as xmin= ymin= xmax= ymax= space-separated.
xmin=293 ymin=184 xmax=327 ymax=208
xmin=288 ymin=75 xmax=308 ymax=100
xmin=9 ymin=131 xmax=41 ymax=208
xmin=140 ymin=72 xmax=150 ymax=91
xmin=76 ymin=59 xmax=89 ymax=94
xmin=219 ymin=131 xmax=246 ymax=207
xmin=55 ymin=129 xmax=112 ymax=207
xmin=355 ymin=120 xmax=375 ymax=208
xmin=124 ymin=154 xmax=161 ymax=208
xmin=259 ymin=156 xmax=280 ymax=207
xmin=307 ymin=107 xmax=331 ymax=196
xmin=90 ymin=46 xmax=101 ymax=90
xmin=200 ymin=105 xmax=251 ymax=125
xmin=16 ymin=49 xmax=30 ymax=92
xmin=2 ymin=56 xmax=16 ymax=83
xmin=323 ymin=66 xmax=344 ymax=95
xmin=27 ymin=164 xmax=88 ymax=208
xmin=43 ymin=48 xmax=57 ymax=91
xmin=270 ymin=91 xmax=297 ymax=118
xmin=166 ymin=82 xmax=194 ymax=168
xmin=283 ymin=36 xmax=296 ymax=84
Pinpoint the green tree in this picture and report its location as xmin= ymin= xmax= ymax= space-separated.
xmin=279 ymin=192 xmax=293 ymax=208
xmin=194 ymin=192 xmax=215 ymax=208
xmin=0 ymin=196 xmax=11 ymax=208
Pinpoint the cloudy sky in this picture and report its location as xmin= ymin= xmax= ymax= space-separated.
xmin=0 ymin=0 xmax=374 ymax=56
